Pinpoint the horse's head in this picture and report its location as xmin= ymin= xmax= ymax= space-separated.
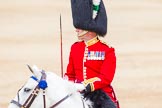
xmin=8 ymin=65 xmax=91 ymax=108
xmin=8 ymin=65 xmax=52 ymax=108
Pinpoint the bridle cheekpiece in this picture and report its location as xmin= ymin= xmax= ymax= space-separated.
xmin=10 ymin=70 xmax=48 ymax=108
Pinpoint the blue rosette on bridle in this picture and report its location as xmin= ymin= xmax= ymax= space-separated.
xmin=38 ymin=80 xmax=48 ymax=90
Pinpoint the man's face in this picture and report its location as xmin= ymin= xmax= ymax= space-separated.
xmin=75 ymin=29 xmax=88 ymax=41
xmin=75 ymin=29 xmax=97 ymax=41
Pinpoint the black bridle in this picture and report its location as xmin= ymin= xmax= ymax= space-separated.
xmin=10 ymin=70 xmax=73 ymax=108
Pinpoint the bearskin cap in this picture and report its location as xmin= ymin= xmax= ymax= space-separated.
xmin=71 ymin=0 xmax=107 ymax=37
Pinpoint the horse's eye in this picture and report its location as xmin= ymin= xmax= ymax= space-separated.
xmin=24 ymin=88 xmax=31 ymax=92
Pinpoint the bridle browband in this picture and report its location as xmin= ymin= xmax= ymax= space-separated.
xmin=10 ymin=70 xmax=74 ymax=108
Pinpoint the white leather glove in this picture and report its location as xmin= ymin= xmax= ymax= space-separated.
xmin=74 ymin=83 xmax=86 ymax=92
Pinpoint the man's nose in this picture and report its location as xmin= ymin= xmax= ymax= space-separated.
xmin=76 ymin=29 xmax=79 ymax=32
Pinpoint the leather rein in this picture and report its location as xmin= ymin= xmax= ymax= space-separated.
xmin=10 ymin=70 xmax=73 ymax=108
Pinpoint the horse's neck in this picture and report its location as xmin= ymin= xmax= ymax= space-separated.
xmin=53 ymin=92 xmax=89 ymax=108
xmin=46 ymin=72 xmax=90 ymax=108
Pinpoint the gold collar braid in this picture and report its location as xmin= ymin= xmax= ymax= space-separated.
xmin=85 ymin=36 xmax=99 ymax=46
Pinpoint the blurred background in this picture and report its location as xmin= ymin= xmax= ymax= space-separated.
xmin=0 ymin=0 xmax=162 ymax=108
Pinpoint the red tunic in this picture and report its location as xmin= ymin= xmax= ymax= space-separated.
xmin=65 ymin=38 xmax=117 ymax=102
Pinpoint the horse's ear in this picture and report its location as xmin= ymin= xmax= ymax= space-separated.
xmin=26 ymin=64 xmax=41 ymax=79
xmin=27 ymin=64 xmax=34 ymax=73
xmin=31 ymin=65 xmax=42 ymax=79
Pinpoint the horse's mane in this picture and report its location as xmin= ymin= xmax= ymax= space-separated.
xmin=45 ymin=71 xmax=93 ymax=108
xmin=46 ymin=72 xmax=78 ymax=94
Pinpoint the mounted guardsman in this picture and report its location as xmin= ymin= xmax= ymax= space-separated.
xmin=64 ymin=0 xmax=120 ymax=108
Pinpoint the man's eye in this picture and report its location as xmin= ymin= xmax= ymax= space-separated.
xmin=24 ymin=88 xmax=31 ymax=92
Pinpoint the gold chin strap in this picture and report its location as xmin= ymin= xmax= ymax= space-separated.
xmin=78 ymin=30 xmax=88 ymax=37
